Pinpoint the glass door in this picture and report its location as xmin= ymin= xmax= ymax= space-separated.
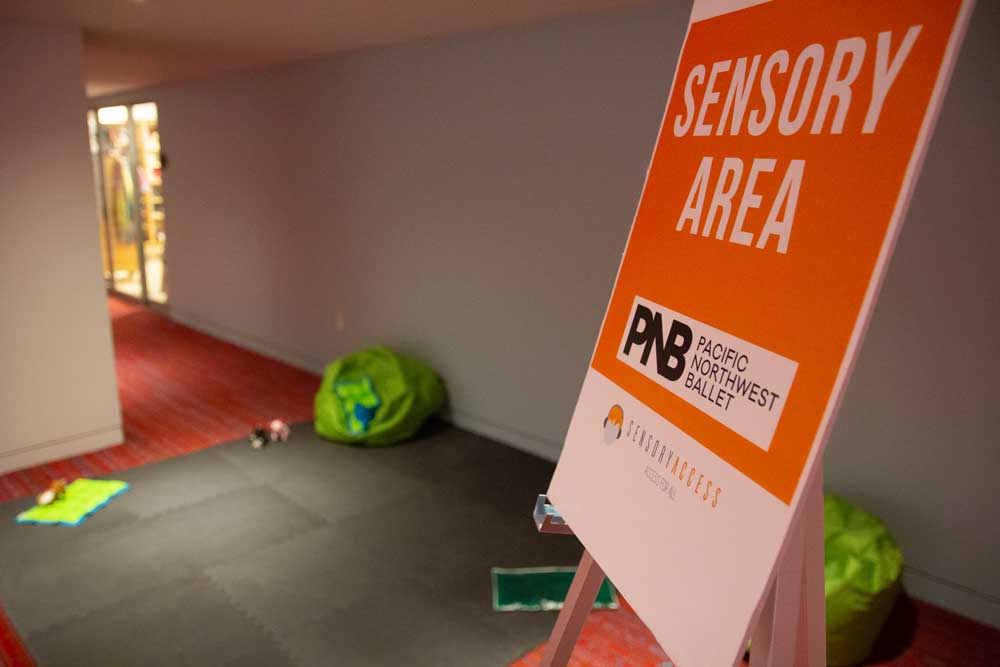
xmin=96 ymin=105 xmax=143 ymax=299
xmin=89 ymin=102 xmax=168 ymax=304
xmin=131 ymin=103 xmax=167 ymax=304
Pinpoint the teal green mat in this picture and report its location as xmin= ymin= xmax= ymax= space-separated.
xmin=491 ymin=566 xmax=619 ymax=612
xmin=16 ymin=479 xmax=129 ymax=527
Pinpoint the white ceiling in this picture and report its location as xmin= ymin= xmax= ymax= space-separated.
xmin=0 ymin=0 xmax=649 ymax=97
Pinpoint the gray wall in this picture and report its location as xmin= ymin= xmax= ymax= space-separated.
xmin=117 ymin=3 xmax=691 ymax=456
xmin=94 ymin=2 xmax=999 ymax=626
xmin=1 ymin=23 xmax=122 ymax=472
xmin=824 ymin=2 xmax=1000 ymax=628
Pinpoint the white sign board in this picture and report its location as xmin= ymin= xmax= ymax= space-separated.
xmin=547 ymin=0 xmax=973 ymax=664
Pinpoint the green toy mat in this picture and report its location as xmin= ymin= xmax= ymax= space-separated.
xmin=16 ymin=479 xmax=129 ymax=527
xmin=491 ymin=566 xmax=619 ymax=612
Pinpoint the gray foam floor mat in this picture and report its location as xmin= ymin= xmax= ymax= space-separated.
xmin=0 ymin=423 xmax=583 ymax=666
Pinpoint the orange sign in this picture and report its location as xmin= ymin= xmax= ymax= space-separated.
xmin=548 ymin=1 xmax=972 ymax=665
xmin=592 ymin=0 xmax=967 ymax=504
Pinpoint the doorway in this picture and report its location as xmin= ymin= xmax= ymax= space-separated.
xmin=88 ymin=102 xmax=167 ymax=304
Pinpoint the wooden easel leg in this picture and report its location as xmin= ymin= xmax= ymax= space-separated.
xmin=752 ymin=526 xmax=804 ymax=667
xmin=797 ymin=469 xmax=826 ymax=666
xmin=751 ymin=470 xmax=826 ymax=667
xmin=539 ymin=549 xmax=606 ymax=667
xmin=750 ymin=580 xmax=777 ymax=666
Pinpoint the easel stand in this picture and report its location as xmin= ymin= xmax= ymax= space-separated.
xmin=534 ymin=470 xmax=826 ymax=667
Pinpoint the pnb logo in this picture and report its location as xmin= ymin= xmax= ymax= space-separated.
xmin=622 ymin=302 xmax=693 ymax=382
xmin=603 ymin=404 xmax=624 ymax=445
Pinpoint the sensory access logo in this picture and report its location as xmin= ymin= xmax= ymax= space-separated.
xmin=603 ymin=404 xmax=624 ymax=445
xmin=600 ymin=398 xmax=722 ymax=508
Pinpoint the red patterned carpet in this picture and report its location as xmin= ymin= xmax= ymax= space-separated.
xmin=0 ymin=297 xmax=318 ymax=504
xmin=511 ymin=593 xmax=1000 ymax=667
xmin=2 ymin=297 xmax=998 ymax=666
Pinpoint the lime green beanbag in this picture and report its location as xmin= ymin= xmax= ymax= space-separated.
xmin=315 ymin=346 xmax=445 ymax=446
xmin=824 ymin=494 xmax=904 ymax=666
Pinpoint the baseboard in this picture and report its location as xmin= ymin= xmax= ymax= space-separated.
xmin=169 ymin=308 xmax=326 ymax=375
xmin=903 ymin=566 xmax=1000 ymax=630
xmin=447 ymin=409 xmax=561 ymax=462
xmin=0 ymin=424 xmax=123 ymax=475
xmin=168 ymin=310 xmax=565 ymax=464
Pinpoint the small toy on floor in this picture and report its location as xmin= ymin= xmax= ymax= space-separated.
xmin=36 ymin=478 xmax=67 ymax=506
xmin=250 ymin=419 xmax=291 ymax=449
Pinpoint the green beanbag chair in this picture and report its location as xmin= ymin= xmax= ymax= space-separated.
xmin=824 ymin=494 xmax=904 ymax=666
xmin=314 ymin=346 xmax=444 ymax=446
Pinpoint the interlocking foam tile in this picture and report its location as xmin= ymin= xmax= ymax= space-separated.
xmin=27 ymin=574 xmax=292 ymax=667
